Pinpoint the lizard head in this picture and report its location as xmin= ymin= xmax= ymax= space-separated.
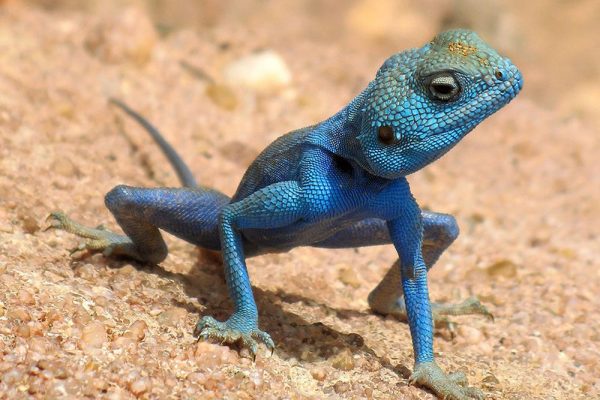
xmin=355 ymin=29 xmax=523 ymax=179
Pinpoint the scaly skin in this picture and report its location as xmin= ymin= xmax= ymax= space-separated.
xmin=48 ymin=29 xmax=523 ymax=399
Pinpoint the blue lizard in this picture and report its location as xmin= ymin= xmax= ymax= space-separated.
xmin=48 ymin=29 xmax=523 ymax=399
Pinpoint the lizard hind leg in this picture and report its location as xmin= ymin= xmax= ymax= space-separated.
xmin=367 ymin=212 xmax=492 ymax=334
xmin=48 ymin=185 xmax=230 ymax=263
xmin=313 ymin=212 xmax=492 ymax=332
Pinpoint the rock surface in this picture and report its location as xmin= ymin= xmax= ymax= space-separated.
xmin=0 ymin=1 xmax=598 ymax=399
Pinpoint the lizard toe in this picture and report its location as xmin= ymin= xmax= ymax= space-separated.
xmin=46 ymin=211 xmax=141 ymax=259
xmin=410 ymin=361 xmax=485 ymax=400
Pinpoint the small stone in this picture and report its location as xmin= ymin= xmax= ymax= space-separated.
xmin=124 ymin=320 xmax=148 ymax=341
xmin=186 ymin=371 xmax=207 ymax=384
xmin=117 ymin=264 xmax=137 ymax=276
xmin=43 ymin=310 xmax=62 ymax=324
xmin=84 ymin=360 xmax=100 ymax=372
xmin=75 ymin=264 xmax=97 ymax=280
xmin=0 ymin=221 xmax=13 ymax=233
xmin=223 ymin=50 xmax=292 ymax=91
xmin=339 ymin=267 xmax=361 ymax=288
xmin=74 ymin=309 xmax=92 ymax=326
xmin=92 ymin=378 xmax=108 ymax=391
xmin=52 ymin=157 xmax=78 ymax=177
xmin=80 ymin=321 xmax=108 ymax=349
xmin=194 ymin=341 xmax=239 ymax=368
xmin=111 ymin=336 xmax=136 ymax=351
xmin=16 ymin=324 xmax=30 ymax=338
xmin=457 ymin=325 xmax=483 ymax=345
xmin=333 ymin=381 xmax=351 ymax=394
xmin=8 ymin=307 xmax=31 ymax=322
xmin=17 ymin=289 xmax=35 ymax=306
xmin=157 ymin=307 xmax=187 ymax=327
xmin=310 ymin=367 xmax=327 ymax=381
xmin=129 ymin=377 xmax=151 ymax=396
xmin=84 ymin=7 xmax=157 ymax=65
xmin=93 ymin=295 xmax=108 ymax=307
xmin=149 ymin=308 xmax=163 ymax=316
xmin=206 ymin=83 xmax=238 ymax=111
xmin=481 ymin=373 xmax=500 ymax=389
xmin=331 ymin=349 xmax=355 ymax=371
xmin=485 ymin=259 xmax=517 ymax=278
xmin=28 ymin=337 xmax=55 ymax=354
xmin=19 ymin=212 xmax=39 ymax=234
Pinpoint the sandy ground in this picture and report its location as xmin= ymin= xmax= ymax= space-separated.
xmin=0 ymin=1 xmax=598 ymax=399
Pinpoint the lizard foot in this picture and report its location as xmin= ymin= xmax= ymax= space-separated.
xmin=432 ymin=296 xmax=493 ymax=336
xmin=46 ymin=211 xmax=141 ymax=260
xmin=370 ymin=295 xmax=492 ymax=337
xmin=194 ymin=315 xmax=274 ymax=358
xmin=410 ymin=361 xmax=484 ymax=400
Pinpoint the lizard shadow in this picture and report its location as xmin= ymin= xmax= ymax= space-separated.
xmin=93 ymin=250 xmax=412 ymax=376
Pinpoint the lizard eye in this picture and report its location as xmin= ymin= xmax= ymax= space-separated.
xmin=377 ymin=125 xmax=395 ymax=145
xmin=427 ymin=72 xmax=461 ymax=102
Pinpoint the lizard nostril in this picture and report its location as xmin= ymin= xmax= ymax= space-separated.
xmin=378 ymin=126 xmax=395 ymax=145
xmin=495 ymin=70 xmax=504 ymax=80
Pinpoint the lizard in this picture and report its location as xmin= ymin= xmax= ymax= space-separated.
xmin=47 ymin=29 xmax=523 ymax=399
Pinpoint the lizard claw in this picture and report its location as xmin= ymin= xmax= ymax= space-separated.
xmin=194 ymin=315 xmax=275 ymax=358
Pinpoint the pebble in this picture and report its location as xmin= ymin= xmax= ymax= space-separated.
xmin=84 ymin=7 xmax=157 ymax=65
xmin=206 ymin=83 xmax=238 ymax=111
xmin=0 ymin=221 xmax=13 ymax=233
xmin=19 ymin=212 xmax=39 ymax=234
xmin=117 ymin=264 xmax=137 ymax=276
xmin=111 ymin=336 xmax=136 ymax=351
xmin=310 ymin=367 xmax=327 ymax=381
xmin=75 ymin=264 xmax=98 ymax=280
xmin=123 ymin=320 xmax=148 ymax=341
xmin=193 ymin=342 xmax=239 ymax=368
xmin=338 ymin=267 xmax=361 ymax=288
xmin=331 ymin=348 xmax=355 ymax=371
xmin=52 ymin=157 xmax=78 ymax=177
xmin=8 ymin=307 xmax=31 ymax=322
xmin=17 ymin=289 xmax=35 ymax=306
xmin=157 ymin=307 xmax=187 ymax=327
xmin=129 ymin=377 xmax=151 ymax=396
xmin=333 ymin=380 xmax=351 ymax=394
xmin=80 ymin=321 xmax=108 ymax=349
xmin=223 ymin=50 xmax=292 ymax=91
xmin=481 ymin=373 xmax=500 ymax=389
xmin=16 ymin=324 xmax=30 ymax=338
xmin=28 ymin=337 xmax=55 ymax=355
xmin=457 ymin=325 xmax=483 ymax=345
xmin=486 ymin=259 xmax=517 ymax=278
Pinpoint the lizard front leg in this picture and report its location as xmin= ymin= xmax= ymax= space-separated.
xmin=387 ymin=182 xmax=483 ymax=400
xmin=194 ymin=181 xmax=304 ymax=357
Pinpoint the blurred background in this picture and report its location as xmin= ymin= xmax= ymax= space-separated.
xmin=13 ymin=0 xmax=600 ymax=128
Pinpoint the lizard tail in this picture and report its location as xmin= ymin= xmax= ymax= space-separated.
xmin=109 ymin=98 xmax=198 ymax=188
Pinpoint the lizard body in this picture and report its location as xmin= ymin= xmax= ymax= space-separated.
xmin=49 ymin=29 xmax=523 ymax=399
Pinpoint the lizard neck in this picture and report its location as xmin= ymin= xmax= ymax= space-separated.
xmin=306 ymin=85 xmax=374 ymax=172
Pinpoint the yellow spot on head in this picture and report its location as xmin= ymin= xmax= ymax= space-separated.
xmin=476 ymin=54 xmax=490 ymax=67
xmin=448 ymin=42 xmax=477 ymax=56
